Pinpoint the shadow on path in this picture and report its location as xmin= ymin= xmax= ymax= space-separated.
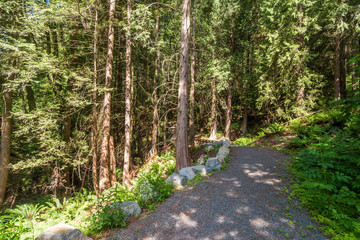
xmin=106 ymin=147 xmax=327 ymax=240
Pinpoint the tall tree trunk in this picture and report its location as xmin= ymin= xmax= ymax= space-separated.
xmin=175 ymin=0 xmax=191 ymax=172
xmin=109 ymin=136 xmax=116 ymax=187
xmin=240 ymin=105 xmax=248 ymax=134
xmin=209 ymin=54 xmax=217 ymax=140
xmin=92 ymin=1 xmax=99 ymax=195
xmin=340 ymin=40 xmax=346 ymax=99
xmin=151 ymin=14 xmax=160 ymax=155
xmin=189 ymin=0 xmax=196 ymax=148
xmin=334 ymin=35 xmax=341 ymax=100
xmin=225 ymin=85 xmax=232 ymax=139
xmin=123 ymin=0 xmax=132 ymax=186
xmin=99 ymin=0 xmax=115 ymax=193
xmin=0 ymin=88 xmax=12 ymax=209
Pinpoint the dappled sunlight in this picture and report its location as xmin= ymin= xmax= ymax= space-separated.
xmin=171 ymin=212 xmax=198 ymax=228
xmin=244 ymin=169 xmax=270 ymax=178
xmin=250 ymin=218 xmax=270 ymax=228
xmin=255 ymin=178 xmax=280 ymax=185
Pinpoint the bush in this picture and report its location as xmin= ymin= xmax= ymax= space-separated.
xmin=287 ymin=91 xmax=360 ymax=239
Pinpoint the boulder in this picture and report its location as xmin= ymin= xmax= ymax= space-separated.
xmin=117 ymin=201 xmax=141 ymax=217
xmin=179 ymin=167 xmax=197 ymax=181
xmin=191 ymin=165 xmax=208 ymax=176
xmin=36 ymin=224 xmax=91 ymax=240
xmin=223 ymin=139 xmax=231 ymax=148
xmin=206 ymin=157 xmax=221 ymax=172
xmin=216 ymin=146 xmax=230 ymax=157
xmin=166 ymin=173 xmax=187 ymax=187
xmin=217 ymin=155 xmax=226 ymax=164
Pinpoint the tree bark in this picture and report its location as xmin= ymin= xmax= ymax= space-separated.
xmin=189 ymin=0 xmax=196 ymax=148
xmin=209 ymin=53 xmax=217 ymax=140
xmin=25 ymin=85 xmax=36 ymax=112
xmin=123 ymin=0 xmax=132 ymax=186
xmin=109 ymin=136 xmax=116 ymax=187
xmin=175 ymin=0 xmax=191 ymax=172
xmin=99 ymin=0 xmax=115 ymax=193
xmin=225 ymin=85 xmax=232 ymax=139
xmin=334 ymin=33 xmax=341 ymax=100
xmin=151 ymin=14 xmax=160 ymax=155
xmin=340 ymin=40 xmax=346 ymax=99
xmin=240 ymin=105 xmax=248 ymax=134
xmin=0 ymin=88 xmax=12 ymax=209
xmin=92 ymin=1 xmax=99 ymax=195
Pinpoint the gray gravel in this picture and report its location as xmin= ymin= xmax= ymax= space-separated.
xmin=106 ymin=147 xmax=327 ymax=240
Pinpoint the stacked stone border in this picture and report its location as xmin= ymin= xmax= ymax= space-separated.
xmin=36 ymin=139 xmax=231 ymax=239
xmin=166 ymin=139 xmax=231 ymax=187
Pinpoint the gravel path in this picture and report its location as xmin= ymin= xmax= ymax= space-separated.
xmin=106 ymin=147 xmax=327 ymax=240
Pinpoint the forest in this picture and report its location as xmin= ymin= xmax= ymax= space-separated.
xmin=0 ymin=0 xmax=360 ymax=239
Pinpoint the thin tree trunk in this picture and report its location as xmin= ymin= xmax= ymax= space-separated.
xmin=0 ymin=88 xmax=12 ymax=209
xmin=225 ymin=85 xmax=232 ymax=139
xmin=109 ymin=136 xmax=116 ymax=187
xmin=151 ymin=14 xmax=160 ymax=155
xmin=189 ymin=0 xmax=196 ymax=148
xmin=175 ymin=0 xmax=191 ymax=172
xmin=92 ymin=1 xmax=99 ymax=195
xmin=25 ymin=85 xmax=36 ymax=112
xmin=123 ymin=0 xmax=132 ymax=186
xmin=209 ymin=53 xmax=217 ymax=140
xmin=340 ymin=40 xmax=346 ymax=99
xmin=163 ymin=114 xmax=167 ymax=150
xmin=240 ymin=105 xmax=248 ymax=134
xmin=99 ymin=0 xmax=115 ymax=193
xmin=334 ymin=34 xmax=341 ymax=100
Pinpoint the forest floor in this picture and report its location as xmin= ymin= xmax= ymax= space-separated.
xmin=103 ymin=146 xmax=327 ymax=240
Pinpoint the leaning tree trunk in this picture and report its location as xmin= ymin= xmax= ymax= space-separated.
xmin=189 ymin=0 xmax=196 ymax=148
xmin=123 ymin=0 xmax=132 ymax=186
xmin=99 ymin=0 xmax=115 ymax=193
xmin=175 ymin=0 xmax=191 ymax=172
xmin=0 ymin=88 xmax=12 ymax=209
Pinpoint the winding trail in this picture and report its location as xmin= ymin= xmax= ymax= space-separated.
xmin=106 ymin=147 xmax=327 ymax=240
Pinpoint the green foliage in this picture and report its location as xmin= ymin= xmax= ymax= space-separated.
xmin=133 ymin=155 xmax=174 ymax=208
xmin=86 ymin=192 xmax=126 ymax=234
xmin=260 ymin=122 xmax=286 ymax=136
xmin=287 ymin=91 xmax=360 ymax=239
xmin=233 ymin=136 xmax=258 ymax=146
xmin=0 ymin=214 xmax=24 ymax=240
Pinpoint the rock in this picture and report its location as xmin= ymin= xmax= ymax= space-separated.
xmin=191 ymin=165 xmax=208 ymax=176
xmin=223 ymin=139 xmax=231 ymax=147
xmin=36 ymin=224 xmax=91 ymax=240
xmin=197 ymin=155 xmax=207 ymax=165
xmin=206 ymin=157 xmax=221 ymax=172
xmin=217 ymin=155 xmax=226 ymax=164
xmin=117 ymin=201 xmax=141 ymax=217
xmin=179 ymin=167 xmax=197 ymax=181
xmin=166 ymin=173 xmax=187 ymax=187
xmin=216 ymin=146 xmax=230 ymax=157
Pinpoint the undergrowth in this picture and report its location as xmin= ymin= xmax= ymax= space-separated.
xmin=0 ymin=151 xmax=176 ymax=239
xmin=285 ymin=91 xmax=360 ymax=239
